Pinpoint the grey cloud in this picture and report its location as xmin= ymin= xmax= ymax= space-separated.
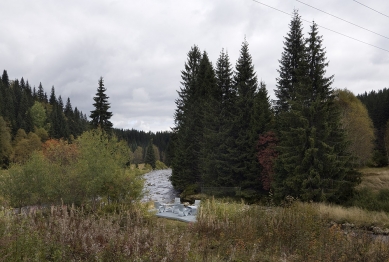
xmin=1 ymin=0 xmax=388 ymax=132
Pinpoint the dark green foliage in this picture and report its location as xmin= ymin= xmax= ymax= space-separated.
xmin=49 ymin=86 xmax=57 ymax=105
xmin=274 ymin=10 xmax=306 ymax=114
xmin=0 ymin=116 xmax=12 ymax=168
xmin=170 ymin=45 xmax=202 ymax=191
xmin=0 ymin=70 xmax=89 ymax=145
xmin=201 ymin=49 xmax=235 ymax=187
xmin=229 ymin=40 xmax=271 ymax=193
xmin=273 ymin=20 xmax=360 ymax=203
xmin=90 ymin=77 xmax=113 ymax=133
xmin=50 ymin=103 xmax=69 ymax=139
xmin=145 ymin=139 xmax=156 ymax=168
xmin=352 ymin=188 xmax=389 ymax=213
xmin=170 ymin=42 xmax=273 ymax=195
xmin=113 ymin=128 xmax=171 ymax=164
xmin=37 ymin=82 xmax=45 ymax=102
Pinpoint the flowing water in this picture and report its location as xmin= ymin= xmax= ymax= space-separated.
xmin=141 ymin=169 xmax=179 ymax=203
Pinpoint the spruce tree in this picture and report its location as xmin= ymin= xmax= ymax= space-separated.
xmin=0 ymin=116 xmax=12 ymax=168
xmin=1 ymin=70 xmax=15 ymax=126
xmin=229 ymin=39 xmax=263 ymax=191
xmin=273 ymin=21 xmax=360 ymax=203
xmin=274 ymin=10 xmax=306 ymax=114
xmin=217 ymin=50 xmax=240 ymax=187
xmin=197 ymin=51 xmax=220 ymax=186
xmin=50 ymin=103 xmax=69 ymax=139
xmin=49 ymin=86 xmax=57 ymax=105
xmin=90 ymin=77 xmax=113 ymax=132
xmin=37 ymin=82 xmax=45 ymax=102
xmin=170 ymin=45 xmax=202 ymax=191
xmin=201 ymin=49 xmax=235 ymax=187
xmin=145 ymin=139 xmax=156 ymax=169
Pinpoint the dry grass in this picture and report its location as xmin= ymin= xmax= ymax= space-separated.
xmin=1 ymin=200 xmax=389 ymax=261
xmin=358 ymin=167 xmax=389 ymax=192
xmin=317 ymin=202 xmax=389 ymax=228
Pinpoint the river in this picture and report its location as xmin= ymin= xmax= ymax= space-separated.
xmin=141 ymin=169 xmax=179 ymax=203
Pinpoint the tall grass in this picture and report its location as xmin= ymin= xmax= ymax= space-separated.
xmin=317 ymin=202 xmax=389 ymax=228
xmin=1 ymin=199 xmax=388 ymax=261
xmin=358 ymin=167 xmax=389 ymax=192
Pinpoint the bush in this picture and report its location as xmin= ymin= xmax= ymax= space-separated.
xmin=0 ymin=130 xmax=144 ymax=208
xmin=155 ymin=160 xmax=168 ymax=170
xmin=352 ymin=188 xmax=389 ymax=213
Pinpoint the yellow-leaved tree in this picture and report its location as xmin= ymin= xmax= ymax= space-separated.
xmin=335 ymin=89 xmax=375 ymax=167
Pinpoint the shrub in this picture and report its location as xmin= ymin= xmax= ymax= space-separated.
xmin=0 ymin=130 xmax=144 ymax=208
xmin=155 ymin=160 xmax=168 ymax=170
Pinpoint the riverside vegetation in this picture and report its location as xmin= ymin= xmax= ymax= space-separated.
xmin=0 ymin=198 xmax=389 ymax=261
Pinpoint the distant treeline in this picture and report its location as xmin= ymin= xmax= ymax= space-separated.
xmin=114 ymin=128 xmax=171 ymax=163
xmin=0 ymin=70 xmax=89 ymax=139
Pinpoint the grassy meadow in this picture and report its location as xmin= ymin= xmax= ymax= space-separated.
xmin=1 ymin=167 xmax=389 ymax=261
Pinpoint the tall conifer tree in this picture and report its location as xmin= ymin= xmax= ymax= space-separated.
xmin=201 ymin=49 xmax=235 ymax=186
xmin=170 ymin=45 xmax=202 ymax=191
xmin=274 ymin=10 xmax=306 ymax=114
xmin=229 ymin=39 xmax=263 ymax=190
xmin=145 ymin=139 xmax=156 ymax=169
xmin=90 ymin=77 xmax=113 ymax=132
xmin=273 ymin=20 xmax=360 ymax=203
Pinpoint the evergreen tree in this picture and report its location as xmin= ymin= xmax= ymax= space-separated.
xmin=170 ymin=45 xmax=202 ymax=191
xmin=0 ymin=116 xmax=12 ymax=168
xmin=195 ymin=51 xmax=217 ymax=185
xmin=58 ymin=96 xmax=64 ymax=111
xmin=32 ymin=86 xmax=37 ymax=101
xmin=1 ymin=70 xmax=15 ymax=126
xmin=229 ymin=39 xmax=266 ymax=192
xmin=90 ymin=77 xmax=113 ymax=132
xmin=145 ymin=139 xmax=156 ymax=168
xmin=274 ymin=10 xmax=306 ymax=114
xmin=273 ymin=21 xmax=360 ymax=203
xmin=49 ymin=86 xmax=57 ymax=105
xmin=50 ymin=103 xmax=69 ymax=139
xmin=201 ymin=49 xmax=235 ymax=186
xmin=37 ymin=82 xmax=45 ymax=102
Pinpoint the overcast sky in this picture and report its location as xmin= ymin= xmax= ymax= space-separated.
xmin=1 ymin=0 xmax=388 ymax=132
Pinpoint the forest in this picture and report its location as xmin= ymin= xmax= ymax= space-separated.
xmin=169 ymin=10 xmax=387 ymax=204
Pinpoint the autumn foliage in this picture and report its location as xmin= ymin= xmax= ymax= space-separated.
xmin=42 ymin=139 xmax=78 ymax=166
xmin=257 ymin=131 xmax=278 ymax=191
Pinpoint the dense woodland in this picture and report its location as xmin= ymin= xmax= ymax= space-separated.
xmin=170 ymin=11 xmax=381 ymax=203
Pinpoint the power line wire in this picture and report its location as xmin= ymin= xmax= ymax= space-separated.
xmin=251 ymin=0 xmax=389 ymax=53
xmin=352 ymin=0 xmax=389 ymax=19
xmin=296 ymin=0 xmax=389 ymax=40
